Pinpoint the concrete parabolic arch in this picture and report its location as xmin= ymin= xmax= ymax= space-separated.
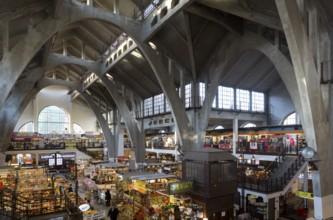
xmin=0 ymin=0 xmax=192 ymax=154
xmin=46 ymin=54 xmax=146 ymax=162
xmin=0 ymin=0 xmax=140 ymax=110
xmin=189 ymin=32 xmax=303 ymax=150
xmin=0 ymin=67 xmax=44 ymax=151
xmin=0 ymin=72 xmax=116 ymax=158
xmin=37 ymin=78 xmax=116 ymax=158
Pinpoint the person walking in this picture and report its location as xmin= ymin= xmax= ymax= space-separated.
xmin=108 ymin=204 xmax=119 ymax=220
xmin=105 ymin=189 xmax=111 ymax=206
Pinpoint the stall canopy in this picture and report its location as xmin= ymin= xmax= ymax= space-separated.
xmin=130 ymin=173 xmax=176 ymax=181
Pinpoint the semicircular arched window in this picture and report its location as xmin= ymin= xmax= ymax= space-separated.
xmin=18 ymin=121 xmax=34 ymax=132
xmin=242 ymin=123 xmax=256 ymax=128
xmin=38 ymin=105 xmax=69 ymax=134
xmin=283 ymin=112 xmax=297 ymax=125
xmin=73 ymin=123 xmax=85 ymax=134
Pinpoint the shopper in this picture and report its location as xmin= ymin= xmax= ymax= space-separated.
xmin=173 ymin=206 xmax=181 ymax=220
xmin=87 ymin=200 xmax=94 ymax=210
xmin=105 ymin=189 xmax=112 ymax=206
xmin=85 ymin=190 xmax=92 ymax=202
xmin=67 ymin=184 xmax=73 ymax=192
xmin=108 ymin=204 xmax=119 ymax=220
xmin=134 ymin=208 xmax=144 ymax=220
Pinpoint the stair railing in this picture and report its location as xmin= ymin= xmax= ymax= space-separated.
xmin=239 ymin=154 xmax=305 ymax=193
xmin=264 ymin=148 xmax=287 ymax=178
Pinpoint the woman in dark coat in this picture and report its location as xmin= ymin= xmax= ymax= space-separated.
xmin=108 ymin=204 xmax=119 ymax=220
xmin=105 ymin=189 xmax=111 ymax=206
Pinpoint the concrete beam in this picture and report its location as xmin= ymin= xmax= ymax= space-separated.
xmin=185 ymin=3 xmax=243 ymax=35
xmin=199 ymin=0 xmax=283 ymax=31
xmin=46 ymin=53 xmax=101 ymax=74
xmin=142 ymin=0 xmax=194 ymax=41
xmin=37 ymin=78 xmax=82 ymax=92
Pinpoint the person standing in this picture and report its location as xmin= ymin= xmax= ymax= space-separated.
xmin=105 ymin=189 xmax=112 ymax=206
xmin=85 ymin=190 xmax=92 ymax=202
xmin=67 ymin=184 xmax=73 ymax=193
xmin=108 ymin=204 xmax=119 ymax=220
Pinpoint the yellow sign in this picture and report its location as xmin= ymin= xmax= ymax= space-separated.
xmin=170 ymin=195 xmax=175 ymax=204
xmin=132 ymin=180 xmax=146 ymax=194
xmin=296 ymin=191 xmax=313 ymax=199
xmin=168 ymin=180 xmax=193 ymax=195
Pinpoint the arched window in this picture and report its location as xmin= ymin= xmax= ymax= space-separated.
xmin=18 ymin=121 xmax=34 ymax=132
xmin=215 ymin=125 xmax=224 ymax=129
xmin=242 ymin=123 xmax=256 ymax=128
xmin=283 ymin=112 xmax=297 ymax=125
xmin=73 ymin=123 xmax=85 ymax=134
xmin=38 ymin=105 xmax=69 ymax=134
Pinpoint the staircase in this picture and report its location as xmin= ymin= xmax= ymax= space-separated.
xmin=269 ymin=156 xmax=298 ymax=178
xmin=239 ymin=155 xmax=306 ymax=193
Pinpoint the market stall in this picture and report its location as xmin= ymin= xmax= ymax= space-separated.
xmin=121 ymin=173 xmax=178 ymax=219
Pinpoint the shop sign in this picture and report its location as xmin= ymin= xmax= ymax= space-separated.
xmin=79 ymin=204 xmax=90 ymax=212
xmin=133 ymin=180 xmax=146 ymax=194
xmin=296 ymin=191 xmax=313 ymax=199
xmin=86 ymin=210 xmax=105 ymax=220
xmin=84 ymin=167 xmax=95 ymax=176
xmin=248 ymin=195 xmax=258 ymax=199
xmin=169 ymin=195 xmax=175 ymax=204
xmin=168 ymin=180 xmax=193 ymax=195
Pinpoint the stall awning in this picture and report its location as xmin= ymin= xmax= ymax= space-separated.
xmin=130 ymin=173 xmax=176 ymax=181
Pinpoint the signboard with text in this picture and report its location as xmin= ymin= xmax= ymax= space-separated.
xmin=168 ymin=180 xmax=193 ymax=195
xmin=296 ymin=191 xmax=313 ymax=199
xmin=132 ymin=180 xmax=146 ymax=194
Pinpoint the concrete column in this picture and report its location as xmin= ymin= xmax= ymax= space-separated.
xmin=249 ymin=91 xmax=253 ymax=111
xmin=114 ymin=0 xmax=119 ymax=14
xmin=303 ymin=165 xmax=309 ymax=209
xmin=233 ymin=119 xmax=238 ymax=154
xmin=80 ymin=92 xmax=115 ymax=158
xmin=113 ymin=110 xmax=120 ymax=160
xmin=192 ymin=81 xmax=199 ymax=108
xmin=2 ymin=22 xmax=9 ymax=55
xmin=33 ymin=97 xmax=38 ymax=132
xmin=87 ymin=0 xmax=93 ymax=6
xmin=180 ymin=69 xmax=185 ymax=104
xmin=63 ymin=39 xmax=67 ymax=56
xmin=168 ymin=58 xmax=174 ymax=83
xmin=296 ymin=0 xmax=305 ymax=20
xmin=274 ymin=29 xmax=280 ymax=49
xmin=35 ymin=153 xmax=39 ymax=166
xmin=233 ymin=87 xmax=237 ymax=110
xmin=117 ymin=128 xmax=124 ymax=157
xmin=81 ymin=42 xmax=86 ymax=59
xmin=68 ymin=99 xmax=73 ymax=134
xmin=308 ymin=6 xmax=319 ymax=70
xmin=274 ymin=196 xmax=280 ymax=220
xmin=275 ymin=0 xmax=332 ymax=219
xmin=105 ymin=107 xmax=109 ymax=125
xmin=66 ymin=67 xmax=69 ymax=81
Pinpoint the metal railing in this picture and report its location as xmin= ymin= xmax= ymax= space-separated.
xmin=238 ymin=155 xmax=305 ymax=193
xmin=0 ymin=187 xmax=82 ymax=220
xmin=264 ymin=148 xmax=287 ymax=178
